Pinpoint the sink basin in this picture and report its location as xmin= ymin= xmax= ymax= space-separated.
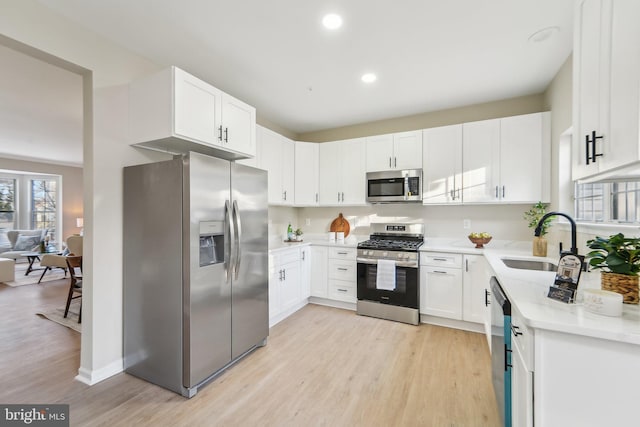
xmin=502 ymin=258 xmax=558 ymax=272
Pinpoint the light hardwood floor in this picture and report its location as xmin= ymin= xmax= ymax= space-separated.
xmin=1 ymin=279 xmax=499 ymax=426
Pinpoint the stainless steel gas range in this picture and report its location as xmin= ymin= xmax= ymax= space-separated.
xmin=356 ymin=223 xmax=424 ymax=325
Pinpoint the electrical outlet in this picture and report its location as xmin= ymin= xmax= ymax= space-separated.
xmin=305 ymin=218 xmax=311 ymax=226
xmin=463 ymin=219 xmax=471 ymax=229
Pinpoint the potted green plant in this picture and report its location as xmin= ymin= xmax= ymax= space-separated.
xmin=524 ymin=202 xmax=552 ymax=257
xmin=587 ymin=233 xmax=640 ymax=304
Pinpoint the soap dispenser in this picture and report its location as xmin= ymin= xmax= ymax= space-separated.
xmin=287 ymin=224 xmax=294 ymax=241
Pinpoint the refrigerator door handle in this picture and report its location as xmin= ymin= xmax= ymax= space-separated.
xmin=225 ymin=200 xmax=235 ymax=281
xmin=232 ymin=200 xmax=242 ymax=280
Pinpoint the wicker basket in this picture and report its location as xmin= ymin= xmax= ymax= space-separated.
xmin=601 ymin=272 xmax=639 ymax=304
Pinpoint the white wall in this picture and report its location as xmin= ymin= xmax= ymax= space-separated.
xmin=1 ymin=0 xmax=161 ymax=383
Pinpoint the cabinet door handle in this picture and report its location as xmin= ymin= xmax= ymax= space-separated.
xmin=341 ymin=192 xmax=344 ymax=202
xmin=432 ymin=270 xmax=448 ymax=274
xmin=485 ymin=289 xmax=491 ymax=307
xmin=449 ymin=189 xmax=454 ymax=200
xmin=224 ymin=127 xmax=229 ymax=142
xmin=504 ymin=345 xmax=512 ymax=370
xmin=511 ymin=324 xmax=523 ymax=337
xmin=432 ymin=258 xmax=448 ymax=262
xmin=283 ymin=268 xmax=286 ymax=281
xmin=337 ymin=252 xmax=348 ymax=255
xmin=585 ymin=131 xmax=604 ymax=165
xmin=283 ymin=191 xmax=287 ymax=201
xmin=591 ymin=130 xmax=603 ymax=163
xmin=302 ymin=251 xmax=305 ymax=261
xmin=502 ymin=185 xmax=505 ymax=198
xmin=337 ymin=288 xmax=348 ymax=293
xmin=394 ymin=157 xmax=397 ymax=168
xmin=218 ymin=125 xmax=223 ymax=142
xmin=495 ymin=186 xmax=499 ymax=198
xmin=465 ymin=259 xmax=468 ymax=272
xmin=585 ymin=133 xmax=591 ymax=165
xmin=337 ymin=267 xmax=348 ymax=271
xmin=278 ymin=269 xmax=283 ymax=281
xmin=457 ymin=189 xmax=460 ymax=200
xmin=316 ymin=193 xmax=318 ymax=203
xmin=389 ymin=157 xmax=392 ymax=168
xmin=337 ymin=192 xmax=340 ymax=202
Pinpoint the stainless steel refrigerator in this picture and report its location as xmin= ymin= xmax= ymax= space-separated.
xmin=123 ymin=151 xmax=268 ymax=398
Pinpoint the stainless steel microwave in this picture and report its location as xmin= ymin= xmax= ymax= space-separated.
xmin=366 ymin=169 xmax=422 ymax=203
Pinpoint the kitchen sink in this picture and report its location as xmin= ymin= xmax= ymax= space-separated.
xmin=501 ymin=258 xmax=558 ymax=272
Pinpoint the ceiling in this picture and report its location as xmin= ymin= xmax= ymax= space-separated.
xmin=0 ymin=0 xmax=574 ymax=166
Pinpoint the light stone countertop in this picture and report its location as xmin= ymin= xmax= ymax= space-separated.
xmin=483 ymin=249 xmax=640 ymax=346
xmin=269 ymin=234 xmax=640 ymax=345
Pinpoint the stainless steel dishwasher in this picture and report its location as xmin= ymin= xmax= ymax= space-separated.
xmin=490 ymin=276 xmax=512 ymax=427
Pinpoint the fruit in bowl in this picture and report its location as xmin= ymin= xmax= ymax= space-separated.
xmin=468 ymin=232 xmax=492 ymax=248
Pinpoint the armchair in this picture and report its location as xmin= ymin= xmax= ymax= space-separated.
xmin=38 ymin=235 xmax=83 ymax=284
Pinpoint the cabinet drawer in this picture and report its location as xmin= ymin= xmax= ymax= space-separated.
xmin=328 ymin=247 xmax=356 ymax=260
xmin=278 ymin=248 xmax=301 ymax=266
xmin=328 ymin=280 xmax=356 ymax=302
xmin=421 ymin=252 xmax=462 ymax=268
xmin=328 ymin=259 xmax=356 ymax=281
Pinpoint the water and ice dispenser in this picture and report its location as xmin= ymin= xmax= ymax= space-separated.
xmin=199 ymin=221 xmax=224 ymax=267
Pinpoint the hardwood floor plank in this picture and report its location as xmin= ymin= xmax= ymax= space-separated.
xmin=1 ymin=281 xmax=499 ymax=426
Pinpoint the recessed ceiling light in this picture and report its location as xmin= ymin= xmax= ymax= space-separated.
xmin=528 ymin=26 xmax=559 ymax=43
xmin=361 ymin=73 xmax=377 ymax=83
xmin=322 ymin=13 xmax=343 ymax=30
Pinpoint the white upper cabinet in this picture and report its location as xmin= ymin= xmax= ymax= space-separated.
xmin=573 ymin=0 xmax=640 ymax=180
xmin=462 ymin=119 xmax=500 ymax=203
xmin=294 ymin=142 xmax=320 ymax=206
xmin=500 ymin=112 xmax=550 ymax=203
xmin=462 ymin=112 xmax=550 ymax=203
xmin=319 ymin=138 xmax=367 ymax=206
xmin=423 ymin=124 xmax=463 ymax=204
xmin=366 ymin=134 xmax=394 ymax=171
xmin=221 ymin=92 xmax=256 ymax=158
xmin=258 ymin=126 xmax=294 ymax=206
xmin=366 ymin=131 xmax=422 ymax=172
xmin=129 ymin=66 xmax=256 ymax=160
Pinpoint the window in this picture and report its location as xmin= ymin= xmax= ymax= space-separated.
xmin=575 ymin=180 xmax=640 ymax=223
xmin=31 ymin=178 xmax=57 ymax=240
xmin=574 ymin=183 xmax=605 ymax=221
xmin=0 ymin=178 xmax=16 ymax=230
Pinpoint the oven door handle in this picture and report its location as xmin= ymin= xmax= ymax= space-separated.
xmin=356 ymin=258 xmax=418 ymax=268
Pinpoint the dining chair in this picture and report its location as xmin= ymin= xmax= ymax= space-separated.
xmin=64 ymin=255 xmax=83 ymax=323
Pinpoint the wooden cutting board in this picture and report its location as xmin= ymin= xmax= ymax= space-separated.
xmin=329 ymin=213 xmax=350 ymax=237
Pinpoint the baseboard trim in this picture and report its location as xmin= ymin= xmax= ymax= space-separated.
xmin=420 ymin=314 xmax=484 ymax=334
xmin=269 ymin=299 xmax=308 ymax=328
xmin=75 ymin=358 xmax=124 ymax=385
xmin=308 ymin=297 xmax=356 ymax=311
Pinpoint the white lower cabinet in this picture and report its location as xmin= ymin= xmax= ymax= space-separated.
xmin=420 ymin=252 xmax=463 ymax=320
xmin=420 ymin=252 xmax=490 ymax=330
xmin=269 ymin=247 xmax=309 ymax=327
xmin=310 ymin=246 xmax=328 ymax=298
xmin=327 ymin=247 xmax=357 ymax=303
xmin=462 ymin=255 xmax=491 ymax=324
xmin=511 ymin=309 xmax=534 ymax=427
xmin=300 ymin=246 xmax=311 ymax=299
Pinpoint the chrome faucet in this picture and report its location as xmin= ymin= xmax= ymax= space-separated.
xmin=534 ymin=211 xmax=578 ymax=256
